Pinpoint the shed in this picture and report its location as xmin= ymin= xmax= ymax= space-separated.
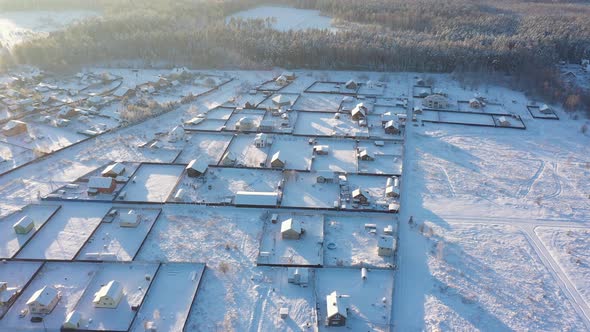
xmin=287 ymin=267 xmax=309 ymax=286
xmin=345 ymin=80 xmax=358 ymax=90
xmin=352 ymin=188 xmax=368 ymax=204
xmin=281 ymin=218 xmax=302 ymax=239
xmin=326 ymin=291 xmax=347 ymax=326
xmin=2 ymin=120 xmax=28 ymax=137
xmin=270 ymin=151 xmax=285 ymax=168
xmin=234 ymin=191 xmax=278 ymax=206
xmin=88 ymin=176 xmax=116 ymax=194
xmin=316 ymin=171 xmax=335 ymax=184
xmin=384 ymin=120 xmax=400 ymax=135
xmin=497 ymin=116 xmax=511 ymax=127
xmin=386 ymin=185 xmax=400 ymax=198
xmin=272 ymin=94 xmax=292 ymax=107
xmin=254 ymin=133 xmax=268 ymax=148
xmin=93 ymin=280 xmax=124 ymax=308
xmin=63 ymin=311 xmax=82 ymax=329
xmin=13 ymin=215 xmax=35 ymax=234
xmin=351 ymin=103 xmax=367 ymax=121
xmin=101 ymin=163 xmax=126 ymax=178
xmin=26 ymin=286 xmax=59 ymax=314
xmin=168 ymin=125 xmax=185 ymax=142
xmin=186 ymin=159 xmax=208 ymax=177
xmin=422 ymin=94 xmax=449 ymax=109
xmin=469 ymin=98 xmax=482 ymax=108
xmin=313 ymin=145 xmax=329 ymax=155
xmin=282 ymin=71 xmax=296 ymax=80
xmin=119 ymin=210 xmax=140 ymax=228
xmin=388 ymin=202 xmax=400 ymax=213
xmin=378 ymin=235 xmax=396 ymax=257
xmin=276 ymin=75 xmax=288 ymax=86
xmin=539 ymin=104 xmax=552 ymax=114
xmin=0 ymin=282 xmax=18 ymax=306
xmin=236 ymin=117 xmax=256 ymax=131
xmin=358 ymin=150 xmax=374 ymax=161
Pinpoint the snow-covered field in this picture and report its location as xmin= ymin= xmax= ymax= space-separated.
xmin=0 ymin=67 xmax=589 ymax=331
xmin=227 ymin=6 xmax=336 ymax=32
xmin=0 ymin=10 xmax=99 ymax=49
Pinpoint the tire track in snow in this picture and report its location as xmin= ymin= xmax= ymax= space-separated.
xmin=516 ymin=160 xmax=545 ymax=198
xmin=542 ymin=162 xmax=562 ymax=200
xmin=437 ymin=165 xmax=456 ymax=197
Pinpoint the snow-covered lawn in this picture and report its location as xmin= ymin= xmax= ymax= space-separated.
xmin=258 ymin=213 xmax=324 ymax=266
xmin=536 ymin=227 xmax=590 ymax=309
xmin=227 ymin=6 xmax=336 ymax=32
xmin=118 ymin=164 xmax=184 ymax=202
xmin=226 ymin=134 xmax=269 ymax=167
xmin=310 ymin=138 xmax=357 ymax=172
xmin=293 ymin=93 xmax=343 ymax=112
xmin=176 ymin=133 xmax=233 ymax=165
xmin=16 ymin=202 xmax=110 ymax=260
xmin=267 ymin=136 xmax=312 ymax=170
xmin=282 ymin=171 xmax=340 ymax=209
xmin=294 ymin=112 xmax=369 ymax=137
xmin=324 ymin=214 xmax=396 ymax=268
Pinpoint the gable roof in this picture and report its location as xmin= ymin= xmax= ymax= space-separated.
xmin=93 ymin=280 xmax=123 ymax=303
xmin=281 ymin=218 xmax=302 ymax=234
xmin=27 ymin=286 xmax=58 ymax=306
xmin=326 ymin=291 xmax=347 ymax=318
xmin=88 ymin=176 xmax=115 ymax=189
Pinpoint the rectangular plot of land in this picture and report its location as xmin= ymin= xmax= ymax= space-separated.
xmin=73 ymin=262 xmax=159 ymax=331
xmin=76 ymin=208 xmax=161 ymax=261
xmin=173 ymin=167 xmax=282 ymax=204
xmin=439 ymin=111 xmax=496 ymax=126
xmin=293 ymin=93 xmax=343 ymax=112
xmin=294 ymin=112 xmax=368 ymax=138
xmin=527 ymin=105 xmax=559 ymax=119
xmin=225 ymin=109 xmax=266 ymax=131
xmin=225 ymin=135 xmax=269 ymax=167
xmin=311 ymin=139 xmax=357 ymax=173
xmin=258 ymin=213 xmax=324 ymax=267
xmin=17 ymin=202 xmax=110 ymax=260
xmin=117 ymin=164 xmax=185 ymax=202
xmin=267 ymin=136 xmax=312 ymax=170
xmin=282 ymin=171 xmax=340 ymax=208
xmin=130 ymin=263 xmax=205 ymax=332
xmin=0 ymin=204 xmax=60 ymax=258
xmin=176 ymin=133 xmax=233 ymax=165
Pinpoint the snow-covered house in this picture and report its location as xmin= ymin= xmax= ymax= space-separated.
xmin=287 ymin=267 xmax=309 ymax=286
xmin=326 ymin=291 xmax=348 ymax=326
xmin=386 ymin=185 xmax=400 ymax=198
xmin=358 ymin=150 xmax=374 ymax=161
xmin=0 ymin=282 xmax=18 ymax=306
xmin=272 ymin=94 xmax=292 ymax=108
xmin=351 ymin=103 xmax=367 ymax=121
xmin=539 ymin=104 xmax=552 ymax=114
xmin=270 ymin=151 xmax=285 ymax=168
xmin=93 ymin=280 xmax=124 ymax=308
xmin=168 ymin=125 xmax=185 ymax=142
xmin=2 ymin=120 xmax=28 ymax=137
xmin=26 ymin=286 xmax=60 ymax=314
xmin=469 ymin=98 xmax=482 ymax=108
xmin=497 ymin=116 xmax=511 ymax=127
xmin=345 ymin=79 xmax=358 ymax=90
xmin=423 ymin=94 xmax=449 ymax=109
xmin=254 ymin=133 xmax=268 ymax=148
xmin=13 ymin=215 xmax=34 ymax=234
xmin=378 ymin=235 xmax=395 ymax=257
xmin=276 ymin=75 xmax=288 ymax=86
xmin=313 ymin=145 xmax=329 ymax=155
xmin=415 ymin=78 xmax=426 ymax=86
xmin=384 ymin=120 xmax=400 ymax=135
xmin=88 ymin=176 xmax=116 ymax=195
xmin=352 ymin=188 xmax=368 ymax=204
xmin=186 ymin=159 xmax=208 ymax=177
xmin=101 ymin=163 xmax=126 ymax=178
xmin=236 ymin=117 xmax=256 ymax=131
xmin=281 ymin=71 xmax=296 ymax=80
xmin=119 ymin=210 xmax=140 ymax=228
xmin=62 ymin=311 xmax=82 ymax=329
xmin=281 ymin=218 xmax=302 ymax=240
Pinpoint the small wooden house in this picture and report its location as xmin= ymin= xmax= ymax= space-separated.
xmin=345 ymin=80 xmax=358 ymax=90
xmin=254 ymin=133 xmax=268 ymax=148
xmin=119 ymin=210 xmax=140 ymax=228
xmin=26 ymin=286 xmax=60 ymax=314
xmin=351 ymin=103 xmax=367 ymax=121
xmin=316 ymin=171 xmax=335 ymax=184
xmin=497 ymin=116 xmax=511 ymax=127
xmin=13 ymin=215 xmax=34 ymax=234
xmin=93 ymin=280 xmax=124 ymax=308
xmin=272 ymin=94 xmax=292 ymax=108
xmin=422 ymin=94 xmax=449 ymax=109
xmin=326 ymin=291 xmax=348 ymax=326
xmin=469 ymin=98 xmax=482 ymax=108
xmin=88 ymin=176 xmax=116 ymax=195
xmin=2 ymin=120 xmax=27 ymax=137
xmin=539 ymin=104 xmax=552 ymax=114
xmin=281 ymin=218 xmax=302 ymax=239
xmin=101 ymin=163 xmax=126 ymax=178
xmin=313 ymin=145 xmax=329 ymax=155
xmin=270 ymin=151 xmax=285 ymax=168
xmin=358 ymin=150 xmax=374 ymax=161
xmin=352 ymin=188 xmax=368 ymax=204
xmin=384 ymin=120 xmax=400 ymax=135
xmin=63 ymin=311 xmax=82 ymax=329
xmin=186 ymin=159 xmax=208 ymax=177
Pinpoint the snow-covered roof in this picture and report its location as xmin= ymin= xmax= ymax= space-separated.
xmin=385 ymin=120 xmax=398 ymax=129
xmin=352 ymin=188 xmax=365 ymax=198
xmin=276 ymin=75 xmax=288 ymax=82
xmin=326 ymin=291 xmax=347 ymax=318
xmin=234 ymin=191 xmax=278 ymax=206
xmin=88 ymin=176 xmax=114 ymax=189
xmin=102 ymin=163 xmax=125 ymax=177
xmin=14 ymin=215 xmax=34 ymax=229
xmin=187 ymin=159 xmax=208 ymax=173
xmin=63 ymin=311 xmax=82 ymax=327
xmin=120 ymin=210 xmax=138 ymax=224
xmin=27 ymin=286 xmax=58 ymax=306
xmin=93 ymin=280 xmax=123 ymax=304
xmin=272 ymin=94 xmax=292 ymax=106
xmin=2 ymin=120 xmax=26 ymax=131
xmin=281 ymin=218 xmax=301 ymax=234
xmin=169 ymin=125 xmax=185 ymax=141
xmin=351 ymin=103 xmax=367 ymax=117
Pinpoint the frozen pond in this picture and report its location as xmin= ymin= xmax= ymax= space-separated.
xmin=227 ymin=6 xmax=336 ymax=32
